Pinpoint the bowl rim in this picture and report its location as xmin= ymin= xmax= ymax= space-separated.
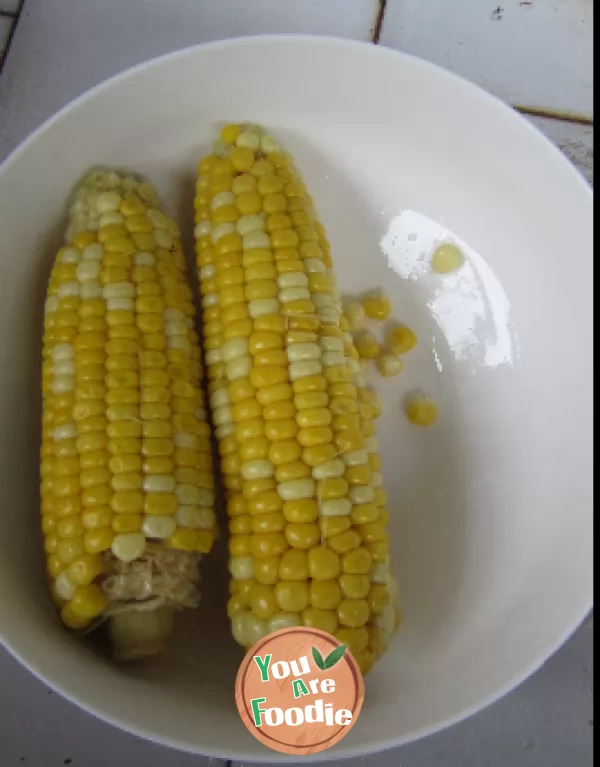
xmin=0 ymin=33 xmax=593 ymax=762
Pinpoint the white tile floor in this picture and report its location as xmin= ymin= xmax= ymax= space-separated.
xmin=0 ymin=1 xmax=593 ymax=765
xmin=379 ymin=0 xmax=594 ymax=119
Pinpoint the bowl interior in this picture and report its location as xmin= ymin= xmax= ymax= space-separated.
xmin=0 ymin=37 xmax=593 ymax=762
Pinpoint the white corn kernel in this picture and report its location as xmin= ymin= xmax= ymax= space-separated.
xmin=242 ymin=460 xmax=274 ymax=480
xmin=287 ymin=343 xmax=321 ymax=362
xmin=222 ymin=338 xmax=249 ymax=363
xmin=236 ymin=131 xmax=261 ymax=150
xmin=142 ymin=515 xmax=176 ymax=540
xmin=321 ymin=351 xmax=346 ymax=368
xmin=59 ymin=247 xmax=81 ymax=264
xmin=80 ymin=280 xmax=103 ymax=300
xmin=347 ymin=358 xmax=361 ymax=374
xmin=213 ymin=405 xmax=233 ymax=427
xmin=320 ymin=337 xmax=344 ymax=352
xmin=248 ymin=298 xmax=280 ymax=318
xmin=343 ymin=450 xmax=369 ymax=467
xmin=194 ymin=220 xmax=212 ymax=239
xmin=52 ymin=343 xmax=74 ymax=361
xmin=45 ymin=296 xmax=59 ymax=314
xmin=320 ymin=498 xmax=352 ymax=517
xmin=227 ymin=355 xmax=252 ymax=381
xmin=230 ymin=555 xmax=254 ymax=580
xmin=173 ymin=432 xmax=197 ymax=449
xmin=211 ymin=191 xmax=235 ymax=210
xmin=53 ymin=359 xmax=76 ymax=377
xmin=261 ymin=134 xmax=280 ymax=154
xmin=82 ymin=243 xmax=104 ymax=261
xmin=349 ymin=486 xmax=375 ymax=505
xmin=371 ymin=472 xmax=383 ymax=487
xmin=134 ymin=251 xmax=155 ymax=266
xmin=288 ymin=360 xmax=322 ymax=381
xmin=202 ymin=293 xmax=219 ymax=308
xmin=55 ymin=571 xmax=76 ymax=600
xmin=243 ymin=231 xmax=270 ymax=251
xmin=52 ymin=423 xmax=77 ymax=441
xmin=205 ymin=349 xmax=222 ymax=366
xmin=318 ymin=306 xmax=340 ymax=324
xmin=99 ymin=211 xmax=125 ymax=227
xmin=103 ymin=282 xmax=135 ymax=299
xmin=364 ymin=436 xmax=379 ymax=454
xmin=165 ymin=320 xmax=188 ymax=338
xmin=376 ymin=353 xmax=404 ymax=378
xmin=51 ymin=375 xmax=75 ymax=394
xmin=111 ymin=533 xmax=146 ymax=563
xmin=312 ymin=294 xmax=334 ymax=309
xmin=143 ymin=475 xmax=176 ymax=493
xmin=96 ymin=191 xmax=122 ymax=213
xmin=210 ymin=388 xmax=229 ymax=409
xmin=312 ymin=458 xmax=346 ymax=480
xmin=304 ymin=258 xmax=326 ymax=273
xmin=107 ymin=297 xmax=134 ymax=312
xmin=199 ymin=264 xmax=216 ymax=280
xmin=212 ymin=223 xmax=236 ymax=244
xmin=215 ymin=422 xmax=236 ymax=440
xmin=343 ymin=302 xmax=366 ymax=332
xmin=236 ymin=214 xmax=265 ymax=236
xmin=278 ymin=478 xmax=315 ymax=500
xmin=57 ymin=281 xmax=80 ymax=298
xmin=278 ymin=273 xmax=308 ymax=289
xmin=280 ymin=286 xmax=310 ymax=303
xmin=370 ymin=563 xmax=390 ymax=584
xmin=232 ymin=612 xmax=251 ymax=646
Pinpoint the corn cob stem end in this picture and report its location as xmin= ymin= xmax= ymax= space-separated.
xmin=108 ymin=606 xmax=175 ymax=662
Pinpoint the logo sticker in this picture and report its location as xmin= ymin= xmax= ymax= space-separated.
xmin=235 ymin=627 xmax=364 ymax=756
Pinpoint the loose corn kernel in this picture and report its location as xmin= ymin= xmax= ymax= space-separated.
xmin=405 ymin=395 xmax=438 ymax=426
xmin=431 ymin=242 xmax=464 ymax=273
xmin=386 ymin=325 xmax=417 ymax=355
xmin=354 ymin=329 xmax=381 ymax=360
xmin=376 ymin=353 xmax=404 ymax=377
xmin=362 ymin=290 xmax=391 ymax=321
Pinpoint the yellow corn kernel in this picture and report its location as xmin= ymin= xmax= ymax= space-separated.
xmin=60 ymin=605 xmax=92 ymax=630
xmin=338 ymin=598 xmax=369 ymax=628
xmin=254 ymin=556 xmax=280 ymax=585
xmin=341 ymin=547 xmax=373 ymax=574
xmin=405 ymin=395 xmax=438 ymax=426
xmin=431 ymin=242 xmax=464 ymax=273
xmin=275 ymin=461 xmax=311 ymax=484
xmin=236 ymin=192 xmax=262 ymax=215
xmin=251 ymin=532 xmax=288 ymax=559
xmin=302 ymin=443 xmax=337 ymax=468
xmin=292 ymin=374 xmax=327 ymax=394
xmin=362 ymin=290 xmax=391 ymax=321
xmin=250 ymin=584 xmax=278 ymax=619
xmin=279 ymin=549 xmax=309 ymax=581
xmin=317 ymin=477 xmax=348 ymax=500
xmin=328 ymin=529 xmax=361 ymax=554
xmin=386 ymin=325 xmax=417 ymax=355
xmin=276 ymin=581 xmax=309 ymax=612
xmin=265 ymin=418 xmax=298 ymax=442
xmin=376 ymin=353 xmax=404 ymax=377
xmin=340 ymin=573 xmax=370 ymax=599
xmin=263 ymin=400 xmax=296 ymax=420
xmin=307 ymin=546 xmax=339 ymax=580
xmin=309 ymin=580 xmax=342 ymax=610
xmin=168 ymin=527 xmax=198 ymax=551
xmin=285 ymin=522 xmax=320 ymax=549
xmin=302 ymin=608 xmax=338 ymax=635
xmin=251 ymin=512 xmax=285 ymax=533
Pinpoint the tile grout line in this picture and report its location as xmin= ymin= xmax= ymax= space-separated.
xmin=0 ymin=0 xmax=24 ymax=74
xmin=371 ymin=0 xmax=387 ymax=44
xmin=513 ymin=104 xmax=593 ymax=126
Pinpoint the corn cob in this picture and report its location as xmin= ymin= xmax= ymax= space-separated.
xmin=41 ymin=170 xmax=217 ymax=659
xmin=195 ymin=124 xmax=400 ymax=674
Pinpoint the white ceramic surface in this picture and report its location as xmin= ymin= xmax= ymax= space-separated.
xmin=0 ymin=36 xmax=593 ymax=762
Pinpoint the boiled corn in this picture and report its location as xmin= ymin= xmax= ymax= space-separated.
xmin=41 ymin=170 xmax=217 ymax=659
xmin=196 ymin=124 xmax=400 ymax=674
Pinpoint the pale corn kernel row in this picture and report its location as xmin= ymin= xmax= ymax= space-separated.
xmin=41 ymin=171 xmax=216 ymax=631
xmin=195 ymin=124 xmax=400 ymax=673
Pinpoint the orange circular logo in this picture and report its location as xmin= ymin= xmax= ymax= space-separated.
xmin=235 ymin=627 xmax=365 ymax=756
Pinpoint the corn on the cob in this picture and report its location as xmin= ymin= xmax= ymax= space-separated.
xmin=41 ymin=170 xmax=217 ymax=659
xmin=195 ymin=124 xmax=400 ymax=674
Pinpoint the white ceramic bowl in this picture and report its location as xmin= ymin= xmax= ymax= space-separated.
xmin=0 ymin=36 xmax=593 ymax=762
